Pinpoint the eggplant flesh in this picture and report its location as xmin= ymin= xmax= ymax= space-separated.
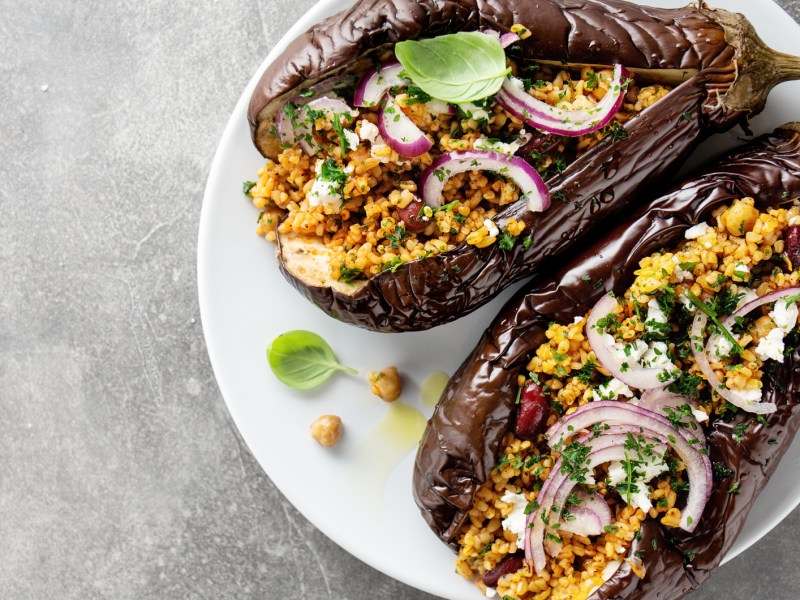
xmin=412 ymin=124 xmax=800 ymax=599
xmin=254 ymin=0 xmax=800 ymax=332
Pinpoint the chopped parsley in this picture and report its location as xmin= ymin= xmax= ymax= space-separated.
xmin=338 ymin=262 xmax=363 ymax=284
xmin=684 ymin=290 xmax=743 ymax=354
xmin=387 ymin=224 xmax=407 ymax=250
xmin=242 ymin=180 xmax=256 ymax=195
xmin=666 ymin=372 xmax=703 ymax=399
xmin=331 ymin=112 xmax=350 ymax=156
xmin=498 ymin=230 xmax=516 ymax=251
xmin=712 ymin=461 xmax=735 ymax=480
xmin=732 ymin=422 xmax=749 ymax=444
xmin=319 ymin=159 xmax=349 ymax=197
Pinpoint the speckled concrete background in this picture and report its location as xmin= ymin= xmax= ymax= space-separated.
xmin=2 ymin=0 xmax=800 ymax=598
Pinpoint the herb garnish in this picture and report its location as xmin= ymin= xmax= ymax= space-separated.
xmin=684 ymin=290 xmax=743 ymax=354
xmin=266 ymin=330 xmax=357 ymax=389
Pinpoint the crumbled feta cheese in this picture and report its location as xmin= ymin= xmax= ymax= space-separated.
xmin=646 ymin=298 xmax=668 ymax=331
xmin=573 ymin=315 xmax=584 ymax=324
xmin=592 ymin=377 xmax=634 ymax=401
xmin=640 ymin=342 xmax=672 ymax=369
xmin=679 ymin=293 xmax=698 ymax=313
xmin=484 ymin=587 xmax=497 ymax=598
xmin=692 ymin=408 xmax=709 ymax=423
xmin=307 ymin=160 xmax=345 ymax=211
xmin=604 ymin=335 xmax=647 ymax=364
xmin=756 ymin=327 xmax=785 ymax=362
xmin=500 ymin=491 xmax=528 ymax=540
xmin=629 ymin=486 xmax=655 ymax=513
xmin=474 ymin=131 xmax=529 ymax=156
xmin=425 ymin=99 xmax=452 ymax=115
xmin=734 ymin=262 xmax=749 ymax=274
xmin=672 ymin=256 xmax=693 ymax=282
xmin=342 ymin=128 xmax=359 ymax=151
xmin=358 ymin=119 xmax=380 ymax=143
xmin=709 ymin=334 xmax=735 ymax=360
xmin=770 ymin=299 xmax=799 ymax=333
xmin=484 ymin=218 xmax=499 ymax=238
xmin=458 ymin=102 xmax=491 ymax=121
xmin=731 ymin=387 xmax=763 ymax=407
xmin=684 ymin=223 xmax=711 ymax=239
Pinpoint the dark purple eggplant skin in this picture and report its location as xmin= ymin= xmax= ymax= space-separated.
xmin=412 ymin=124 xmax=800 ymax=599
xmin=252 ymin=0 xmax=800 ymax=333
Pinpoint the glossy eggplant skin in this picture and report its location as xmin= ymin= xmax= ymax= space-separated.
xmin=412 ymin=125 xmax=800 ymax=599
xmin=250 ymin=0 xmax=800 ymax=333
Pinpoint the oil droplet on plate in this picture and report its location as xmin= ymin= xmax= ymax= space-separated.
xmin=420 ymin=370 xmax=450 ymax=408
xmin=348 ymin=402 xmax=427 ymax=510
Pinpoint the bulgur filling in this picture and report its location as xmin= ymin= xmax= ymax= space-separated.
xmin=456 ymin=198 xmax=800 ymax=600
xmin=245 ymin=44 xmax=671 ymax=284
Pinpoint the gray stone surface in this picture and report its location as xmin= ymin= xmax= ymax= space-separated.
xmin=2 ymin=0 xmax=800 ymax=598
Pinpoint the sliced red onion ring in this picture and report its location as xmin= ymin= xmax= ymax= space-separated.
xmin=419 ymin=150 xmax=550 ymax=212
xmin=586 ymin=294 xmax=678 ymax=389
xmin=276 ymin=104 xmax=316 ymax=155
xmin=526 ymin=425 xmax=685 ymax=574
xmin=496 ymin=64 xmax=629 ymax=137
xmin=480 ymin=28 xmax=520 ymax=48
xmin=378 ymin=94 xmax=433 ymax=158
xmin=354 ymin=60 xmax=404 ymax=108
xmin=559 ymin=491 xmax=612 ymax=536
xmin=639 ymin=389 xmax=707 ymax=443
xmin=545 ymin=402 xmax=711 ymax=529
xmin=306 ymin=96 xmax=355 ymax=118
xmin=691 ymin=311 xmax=777 ymax=414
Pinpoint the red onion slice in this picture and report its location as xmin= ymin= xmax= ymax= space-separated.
xmin=639 ymin=389 xmax=707 ymax=443
xmin=480 ymin=29 xmax=520 ymax=48
xmin=378 ymin=94 xmax=433 ymax=158
xmin=586 ymin=294 xmax=678 ymax=390
xmin=545 ymin=402 xmax=712 ymax=531
xmin=691 ymin=311 xmax=778 ymax=414
xmin=419 ymin=150 xmax=550 ymax=211
xmin=559 ymin=491 xmax=612 ymax=536
xmin=496 ymin=64 xmax=629 ymax=137
xmin=276 ymin=104 xmax=316 ymax=155
xmin=354 ymin=60 xmax=405 ymax=108
xmin=526 ymin=427 xmax=676 ymax=574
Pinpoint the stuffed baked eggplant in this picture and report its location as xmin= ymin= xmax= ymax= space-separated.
xmin=413 ymin=124 xmax=800 ymax=599
xmin=245 ymin=0 xmax=800 ymax=332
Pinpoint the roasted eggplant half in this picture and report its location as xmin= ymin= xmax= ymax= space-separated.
xmin=412 ymin=124 xmax=800 ymax=599
xmin=245 ymin=0 xmax=800 ymax=332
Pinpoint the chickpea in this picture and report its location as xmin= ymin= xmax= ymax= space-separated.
xmin=724 ymin=199 xmax=760 ymax=236
xmin=368 ymin=366 xmax=402 ymax=402
xmin=310 ymin=415 xmax=343 ymax=447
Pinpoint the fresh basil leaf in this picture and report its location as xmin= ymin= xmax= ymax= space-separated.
xmin=395 ymin=32 xmax=510 ymax=103
xmin=266 ymin=330 xmax=357 ymax=389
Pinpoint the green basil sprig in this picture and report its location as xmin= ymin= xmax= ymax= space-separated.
xmin=395 ymin=31 xmax=510 ymax=104
xmin=267 ymin=330 xmax=357 ymax=389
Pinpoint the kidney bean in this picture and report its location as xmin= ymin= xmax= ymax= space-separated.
xmin=481 ymin=553 xmax=525 ymax=588
xmin=786 ymin=224 xmax=800 ymax=268
xmin=396 ymin=199 xmax=427 ymax=233
xmin=514 ymin=381 xmax=550 ymax=441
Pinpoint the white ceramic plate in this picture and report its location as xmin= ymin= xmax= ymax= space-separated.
xmin=198 ymin=2 xmax=800 ymax=598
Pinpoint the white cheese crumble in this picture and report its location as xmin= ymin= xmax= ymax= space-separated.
xmin=484 ymin=218 xmax=500 ymax=238
xmin=592 ymin=377 xmax=635 ymax=401
xmin=474 ymin=130 xmax=530 ymax=156
xmin=604 ymin=335 xmax=648 ymax=365
xmin=342 ymin=128 xmax=359 ymax=151
xmin=672 ymin=256 xmax=693 ymax=282
xmin=731 ymin=387 xmax=763 ymax=407
xmin=458 ymin=102 xmax=491 ymax=121
xmin=679 ymin=293 xmax=698 ymax=313
xmin=709 ymin=334 xmax=735 ymax=360
xmin=484 ymin=587 xmax=497 ymax=598
xmin=606 ymin=448 xmax=668 ymax=513
xmin=770 ymin=299 xmax=799 ymax=333
xmin=307 ymin=160 xmax=346 ymax=211
xmin=573 ymin=315 xmax=585 ymax=324
xmin=684 ymin=223 xmax=711 ymax=240
xmin=358 ymin=119 xmax=379 ymax=143
xmin=500 ymin=491 xmax=529 ymax=540
xmin=640 ymin=341 xmax=672 ymax=369
xmin=646 ymin=298 xmax=668 ymax=331
xmin=425 ymin=99 xmax=452 ymax=115
xmin=692 ymin=408 xmax=710 ymax=423
xmin=756 ymin=327 xmax=785 ymax=362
